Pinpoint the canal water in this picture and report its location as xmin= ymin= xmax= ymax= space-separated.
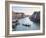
xmin=13 ymin=17 xmax=40 ymax=31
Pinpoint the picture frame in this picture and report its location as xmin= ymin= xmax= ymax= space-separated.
xmin=5 ymin=1 xmax=45 ymax=37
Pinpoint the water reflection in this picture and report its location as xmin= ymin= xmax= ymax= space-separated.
xmin=13 ymin=17 xmax=40 ymax=31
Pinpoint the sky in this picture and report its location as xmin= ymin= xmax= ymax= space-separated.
xmin=12 ymin=4 xmax=40 ymax=15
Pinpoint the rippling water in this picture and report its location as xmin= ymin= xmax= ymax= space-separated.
xmin=13 ymin=17 xmax=40 ymax=31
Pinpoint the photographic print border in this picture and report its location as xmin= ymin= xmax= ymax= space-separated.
xmin=5 ymin=1 xmax=45 ymax=37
